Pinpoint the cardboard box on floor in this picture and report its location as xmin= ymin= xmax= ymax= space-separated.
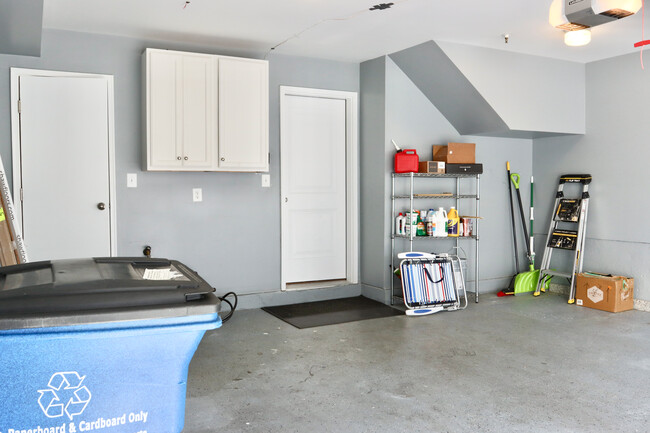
xmin=432 ymin=142 xmax=475 ymax=164
xmin=575 ymin=273 xmax=634 ymax=313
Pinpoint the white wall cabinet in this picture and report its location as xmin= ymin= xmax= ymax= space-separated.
xmin=144 ymin=48 xmax=269 ymax=172
xmin=218 ymin=57 xmax=269 ymax=171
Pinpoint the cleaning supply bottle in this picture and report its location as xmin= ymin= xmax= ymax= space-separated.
xmin=404 ymin=212 xmax=411 ymax=236
xmin=405 ymin=211 xmax=417 ymax=237
xmin=426 ymin=209 xmax=435 ymax=236
xmin=396 ymin=213 xmax=405 ymax=235
xmin=447 ymin=206 xmax=460 ymax=237
xmin=435 ymin=208 xmax=448 ymax=237
xmin=416 ymin=212 xmax=426 ymax=236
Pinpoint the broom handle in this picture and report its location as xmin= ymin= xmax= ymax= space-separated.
xmin=530 ymin=176 xmax=535 ymax=268
xmin=507 ymin=162 xmax=520 ymax=273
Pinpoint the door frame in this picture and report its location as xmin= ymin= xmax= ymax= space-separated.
xmin=279 ymin=86 xmax=359 ymax=290
xmin=10 ymin=68 xmax=117 ymax=257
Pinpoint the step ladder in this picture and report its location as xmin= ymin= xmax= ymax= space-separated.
xmin=534 ymin=174 xmax=592 ymax=303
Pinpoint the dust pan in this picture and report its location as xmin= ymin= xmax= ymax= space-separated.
xmin=514 ymin=266 xmax=540 ymax=295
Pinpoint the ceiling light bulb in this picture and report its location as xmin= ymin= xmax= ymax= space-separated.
xmin=549 ymin=0 xmax=564 ymax=27
xmin=565 ymin=29 xmax=592 ymax=46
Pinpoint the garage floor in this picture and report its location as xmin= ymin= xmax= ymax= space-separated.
xmin=185 ymin=293 xmax=649 ymax=432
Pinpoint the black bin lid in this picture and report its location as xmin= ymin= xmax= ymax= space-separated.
xmin=0 ymin=258 xmax=219 ymax=328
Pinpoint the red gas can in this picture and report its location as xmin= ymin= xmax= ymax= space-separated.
xmin=394 ymin=149 xmax=419 ymax=173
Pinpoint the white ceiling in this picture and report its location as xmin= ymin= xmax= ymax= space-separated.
xmin=42 ymin=0 xmax=647 ymax=63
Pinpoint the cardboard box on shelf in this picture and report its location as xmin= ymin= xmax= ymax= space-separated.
xmin=575 ymin=273 xmax=634 ymax=313
xmin=432 ymin=142 xmax=475 ymax=164
xmin=418 ymin=161 xmax=445 ymax=174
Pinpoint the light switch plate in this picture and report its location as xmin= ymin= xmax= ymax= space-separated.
xmin=193 ymin=188 xmax=202 ymax=202
xmin=261 ymin=174 xmax=270 ymax=188
xmin=127 ymin=173 xmax=137 ymax=188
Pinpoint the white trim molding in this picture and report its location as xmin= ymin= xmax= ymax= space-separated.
xmin=279 ymin=86 xmax=359 ymax=290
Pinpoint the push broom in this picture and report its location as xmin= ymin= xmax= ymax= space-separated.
xmin=498 ymin=162 xmax=519 ymax=297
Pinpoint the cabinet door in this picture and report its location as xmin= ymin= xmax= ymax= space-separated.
xmin=181 ymin=54 xmax=214 ymax=169
xmin=147 ymin=50 xmax=182 ymax=169
xmin=217 ymin=57 xmax=269 ymax=171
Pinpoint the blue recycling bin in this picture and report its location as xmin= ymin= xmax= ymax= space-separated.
xmin=0 ymin=258 xmax=221 ymax=433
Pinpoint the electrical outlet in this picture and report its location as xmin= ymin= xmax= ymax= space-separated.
xmin=193 ymin=188 xmax=202 ymax=202
xmin=261 ymin=174 xmax=270 ymax=188
xmin=127 ymin=173 xmax=137 ymax=188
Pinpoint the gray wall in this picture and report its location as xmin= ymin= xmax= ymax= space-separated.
xmin=0 ymin=0 xmax=43 ymax=57
xmin=385 ymin=57 xmax=534 ymax=295
xmin=359 ymin=57 xmax=387 ymax=294
xmin=438 ymin=41 xmax=586 ymax=135
xmin=360 ymin=55 xmax=533 ymax=302
xmin=0 ymin=29 xmax=359 ymax=306
xmin=388 ymin=41 xmax=509 ymax=137
xmin=5 ymin=29 xmax=646 ymax=307
xmin=533 ymin=51 xmax=650 ymax=302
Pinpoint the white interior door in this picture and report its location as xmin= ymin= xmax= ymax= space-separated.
xmin=281 ymin=94 xmax=347 ymax=284
xmin=13 ymin=71 xmax=115 ymax=261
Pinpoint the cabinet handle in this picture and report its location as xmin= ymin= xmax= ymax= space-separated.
xmin=184 ymin=156 xmax=188 ymax=160
xmin=177 ymin=156 xmax=181 ymax=160
xmin=97 ymin=202 xmax=106 ymax=211
xmin=221 ymin=157 xmax=225 ymax=161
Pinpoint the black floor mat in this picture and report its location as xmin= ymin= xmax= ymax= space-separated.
xmin=262 ymin=296 xmax=403 ymax=329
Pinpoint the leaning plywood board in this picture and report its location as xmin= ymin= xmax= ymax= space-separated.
xmin=0 ymin=207 xmax=16 ymax=265
xmin=0 ymin=155 xmax=27 ymax=265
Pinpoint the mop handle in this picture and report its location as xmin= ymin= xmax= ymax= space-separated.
xmin=530 ymin=176 xmax=535 ymax=265
xmin=506 ymin=162 xmax=519 ymax=272
xmin=510 ymin=172 xmax=531 ymax=256
xmin=529 ymin=176 xmax=534 ymax=236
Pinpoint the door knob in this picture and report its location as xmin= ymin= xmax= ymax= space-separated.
xmin=97 ymin=202 xmax=106 ymax=210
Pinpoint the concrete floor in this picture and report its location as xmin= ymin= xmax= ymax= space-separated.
xmin=185 ymin=293 xmax=650 ymax=433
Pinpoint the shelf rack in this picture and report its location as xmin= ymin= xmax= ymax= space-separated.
xmin=391 ymin=172 xmax=480 ymax=304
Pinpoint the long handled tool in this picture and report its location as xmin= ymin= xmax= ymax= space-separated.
xmin=529 ymin=176 xmax=535 ymax=270
xmin=498 ymin=162 xmax=519 ymax=297
xmin=510 ymin=172 xmax=539 ymax=295
xmin=507 ymin=162 xmax=519 ymax=273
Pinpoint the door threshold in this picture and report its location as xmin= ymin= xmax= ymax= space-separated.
xmin=284 ymin=279 xmax=349 ymax=291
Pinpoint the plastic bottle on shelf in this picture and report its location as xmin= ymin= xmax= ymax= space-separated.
xmin=426 ymin=209 xmax=436 ymax=236
xmin=404 ymin=212 xmax=411 ymax=236
xmin=416 ymin=212 xmax=427 ymax=236
xmin=447 ymin=206 xmax=460 ymax=237
xmin=396 ymin=212 xmax=405 ymax=235
xmin=435 ymin=208 xmax=448 ymax=237
xmin=405 ymin=211 xmax=417 ymax=236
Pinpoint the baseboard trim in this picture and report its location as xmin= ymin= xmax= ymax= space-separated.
xmin=634 ymin=299 xmax=650 ymax=312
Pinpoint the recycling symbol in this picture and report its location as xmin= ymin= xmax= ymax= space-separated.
xmin=38 ymin=371 xmax=92 ymax=420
